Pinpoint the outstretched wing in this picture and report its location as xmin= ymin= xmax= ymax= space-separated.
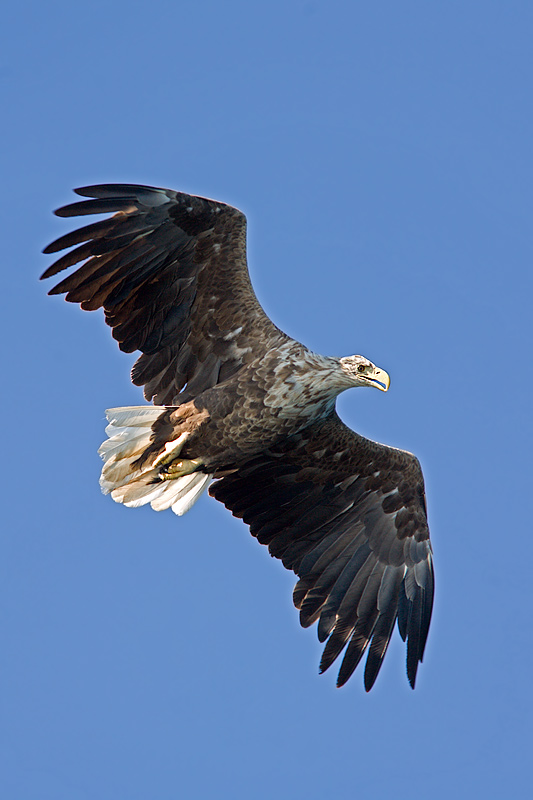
xmin=210 ymin=412 xmax=434 ymax=691
xmin=42 ymin=184 xmax=286 ymax=404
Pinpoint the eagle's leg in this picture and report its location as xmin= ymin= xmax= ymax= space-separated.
xmin=158 ymin=457 xmax=204 ymax=481
xmin=150 ymin=433 xmax=204 ymax=481
xmin=152 ymin=432 xmax=192 ymax=468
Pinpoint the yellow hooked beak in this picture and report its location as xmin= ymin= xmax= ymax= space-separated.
xmin=368 ymin=366 xmax=390 ymax=392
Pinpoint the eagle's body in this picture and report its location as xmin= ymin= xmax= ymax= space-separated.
xmin=179 ymin=344 xmax=343 ymax=463
xmin=147 ymin=345 xmax=367 ymax=468
xmin=43 ymin=184 xmax=434 ymax=691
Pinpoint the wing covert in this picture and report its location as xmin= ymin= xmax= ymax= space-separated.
xmin=210 ymin=412 xmax=434 ymax=691
xmin=42 ymin=184 xmax=285 ymax=404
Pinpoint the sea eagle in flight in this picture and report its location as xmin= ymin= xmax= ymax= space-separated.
xmin=42 ymin=184 xmax=434 ymax=691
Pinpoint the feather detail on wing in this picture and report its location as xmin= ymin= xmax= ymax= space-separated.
xmin=210 ymin=412 xmax=434 ymax=691
xmin=42 ymin=184 xmax=286 ymax=404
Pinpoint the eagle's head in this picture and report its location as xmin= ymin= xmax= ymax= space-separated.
xmin=339 ymin=355 xmax=390 ymax=392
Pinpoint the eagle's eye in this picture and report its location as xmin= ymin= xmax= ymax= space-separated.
xmin=357 ymin=364 xmax=367 ymax=373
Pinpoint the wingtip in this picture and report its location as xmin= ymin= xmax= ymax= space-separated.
xmin=363 ymin=670 xmax=378 ymax=692
xmin=53 ymin=200 xmax=85 ymax=217
xmin=74 ymin=186 xmax=94 ymax=197
xmin=407 ymin=660 xmax=419 ymax=689
xmin=40 ymin=265 xmax=58 ymax=281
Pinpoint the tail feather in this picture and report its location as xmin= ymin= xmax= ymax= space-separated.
xmin=99 ymin=406 xmax=211 ymax=515
xmin=99 ymin=427 xmax=153 ymax=461
xmin=105 ymin=406 xmax=166 ymax=428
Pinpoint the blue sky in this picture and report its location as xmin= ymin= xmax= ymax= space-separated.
xmin=2 ymin=1 xmax=532 ymax=798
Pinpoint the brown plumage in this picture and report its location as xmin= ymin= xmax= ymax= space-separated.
xmin=42 ymin=183 xmax=434 ymax=691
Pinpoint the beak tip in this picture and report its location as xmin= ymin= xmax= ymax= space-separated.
xmin=375 ymin=369 xmax=390 ymax=392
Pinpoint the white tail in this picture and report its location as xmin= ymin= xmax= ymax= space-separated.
xmin=98 ymin=406 xmax=211 ymax=516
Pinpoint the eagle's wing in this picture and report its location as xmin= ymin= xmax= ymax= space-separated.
xmin=210 ymin=412 xmax=434 ymax=691
xmin=42 ymin=184 xmax=285 ymax=404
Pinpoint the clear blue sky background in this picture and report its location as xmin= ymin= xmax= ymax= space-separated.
xmin=2 ymin=2 xmax=532 ymax=798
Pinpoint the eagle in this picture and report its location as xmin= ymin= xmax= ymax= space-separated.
xmin=42 ymin=183 xmax=434 ymax=691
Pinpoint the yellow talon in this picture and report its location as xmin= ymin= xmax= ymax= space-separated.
xmin=152 ymin=432 xmax=191 ymax=468
xmin=159 ymin=457 xmax=204 ymax=480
